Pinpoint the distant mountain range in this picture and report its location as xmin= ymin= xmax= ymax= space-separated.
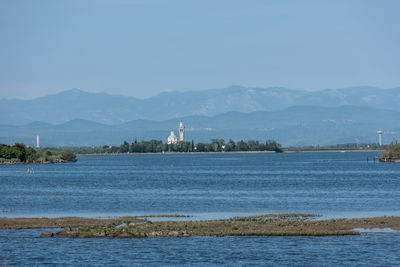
xmin=1 ymin=86 xmax=400 ymax=125
xmin=0 ymin=105 xmax=398 ymax=147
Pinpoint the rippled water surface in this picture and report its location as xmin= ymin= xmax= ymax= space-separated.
xmin=1 ymin=229 xmax=400 ymax=266
xmin=1 ymin=152 xmax=399 ymax=218
xmin=1 ymin=152 xmax=400 ymax=265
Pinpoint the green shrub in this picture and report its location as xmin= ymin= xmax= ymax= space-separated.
xmin=25 ymin=147 xmax=36 ymax=162
xmin=61 ymin=150 xmax=77 ymax=162
xmin=381 ymin=142 xmax=400 ymax=160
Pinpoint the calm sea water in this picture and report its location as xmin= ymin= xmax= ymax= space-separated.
xmin=1 ymin=229 xmax=400 ymax=266
xmin=1 ymin=152 xmax=400 ymax=218
xmin=1 ymin=152 xmax=400 ymax=265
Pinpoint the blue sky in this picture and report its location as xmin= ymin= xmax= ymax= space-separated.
xmin=0 ymin=0 xmax=399 ymax=99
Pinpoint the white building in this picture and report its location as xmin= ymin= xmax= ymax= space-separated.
xmin=167 ymin=131 xmax=178 ymax=144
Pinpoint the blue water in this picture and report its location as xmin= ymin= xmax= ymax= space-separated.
xmin=1 ymin=152 xmax=399 ymax=218
xmin=1 ymin=152 xmax=400 ymax=265
xmin=1 ymin=229 xmax=400 ymax=266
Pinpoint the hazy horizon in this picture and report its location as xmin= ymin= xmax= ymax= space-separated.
xmin=1 ymin=0 xmax=400 ymax=99
xmin=1 ymin=84 xmax=400 ymax=101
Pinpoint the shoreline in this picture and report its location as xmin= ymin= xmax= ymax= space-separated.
xmin=77 ymin=150 xmax=383 ymax=157
xmin=379 ymin=158 xmax=400 ymax=163
xmin=77 ymin=151 xmax=277 ymax=156
xmin=0 ymin=159 xmax=76 ymax=165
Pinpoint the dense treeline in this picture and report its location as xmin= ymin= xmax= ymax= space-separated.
xmin=286 ymin=143 xmax=387 ymax=151
xmin=196 ymin=139 xmax=282 ymax=153
xmin=0 ymin=143 xmax=77 ymax=163
xmin=0 ymin=143 xmax=36 ymax=162
xmin=70 ymin=139 xmax=283 ymax=154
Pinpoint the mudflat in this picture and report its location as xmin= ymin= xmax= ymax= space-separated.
xmin=0 ymin=214 xmax=188 ymax=230
xmin=2 ymin=214 xmax=400 ymax=238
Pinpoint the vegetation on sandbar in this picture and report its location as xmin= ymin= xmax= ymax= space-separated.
xmin=380 ymin=141 xmax=400 ymax=162
xmin=27 ymin=214 xmax=400 ymax=238
xmin=0 ymin=143 xmax=77 ymax=164
xmin=0 ymin=216 xmax=145 ymax=230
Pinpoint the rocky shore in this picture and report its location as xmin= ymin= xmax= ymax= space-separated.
xmin=2 ymin=214 xmax=400 ymax=238
xmin=379 ymin=158 xmax=400 ymax=163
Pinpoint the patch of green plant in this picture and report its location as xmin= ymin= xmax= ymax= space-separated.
xmin=381 ymin=141 xmax=400 ymax=160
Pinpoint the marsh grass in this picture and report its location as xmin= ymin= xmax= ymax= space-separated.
xmin=39 ymin=214 xmax=400 ymax=238
xmin=138 ymin=214 xmax=190 ymax=218
xmin=230 ymin=213 xmax=321 ymax=222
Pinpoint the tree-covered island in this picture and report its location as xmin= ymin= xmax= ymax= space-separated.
xmin=69 ymin=140 xmax=387 ymax=155
xmin=71 ymin=139 xmax=283 ymax=154
xmin=379 ymin=141 xmax=400 ymax=162
xmin=0 ymin=143 xmax=77 ymax=164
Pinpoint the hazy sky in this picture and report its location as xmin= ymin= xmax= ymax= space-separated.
xmin=0 ymin=0 xmax=399 ymax=99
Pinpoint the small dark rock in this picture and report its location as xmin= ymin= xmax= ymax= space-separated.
xmin=40 ymin=232 xmax=54 ymax=237
xmin=116 ymin=233 xmax=132 ymax=238
xmin=168 ymin=231 xmax=179 ymax=237
xmin=135 ymin=231 xmax=147 ymax=238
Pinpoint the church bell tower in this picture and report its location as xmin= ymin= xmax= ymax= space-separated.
xmin=179 ymin=121 xmax=184 ymax=142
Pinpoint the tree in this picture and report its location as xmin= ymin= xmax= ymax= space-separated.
xmin=2 ymin=147 xmax=22 ymax=160
xmin=196 ymin=143 xmax=206 ymax=152
xmin=110 ymin=146 xmax=120 ymax=153
xmin=120 ymin=141 xmax=130 ymax=153
xmin=25 ymin=147 xmax=36 ymax=162
xmin=380 ymin=141 xmax=400 ymax=161
xmin=11 ymin=147 xmax=22 ymax=159
xmin=266 ymin=140 xmax=283 ymax=153
xmin=236 ymin=140 xmax=248 ymax=151
xmin=14 ymin=143 xmax=26 ymax=161
xmin=225 ymin=139 xmax=235 ymax=151
xmin=248 ymin=140 xmax=258 ymax=151
xmin=129 ymin=142 xmax=135 ymax=153
xmin=61 ymin=150 xmax=77 ymax=162
xmin=211 ymin=138 xmax=224 ymax=152
xmin=258 ymin=143 xmax=266 ymax=151
xmin=1 ymin=147 xmax=11 ymax=159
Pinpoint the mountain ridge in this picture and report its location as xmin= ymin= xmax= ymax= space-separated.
xmin=1 ymin=105 xmax=398 ymax=147
xmin=1 ymin=86 xmax=400 ymax=125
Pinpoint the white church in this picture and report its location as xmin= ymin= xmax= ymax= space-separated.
xmin=167 ymin=121 xmax=184 ymax=144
